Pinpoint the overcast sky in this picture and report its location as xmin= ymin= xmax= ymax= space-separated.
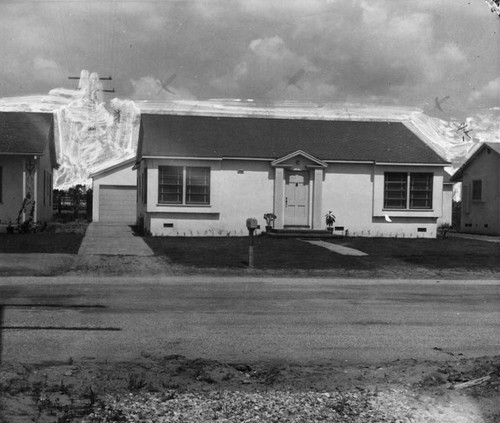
xmin=1 ymin=0 xmax=499 ymax=121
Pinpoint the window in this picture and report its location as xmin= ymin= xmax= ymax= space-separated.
xmin=384 ymin=172 xmax=407 ymax=209
xmin=409 ymin=173 xmax=433 ymax=209
xmin=472 ymin=180 xmax=482 ymax=201
xmin=159 ymin=166 xmax=210 ymax=205
xmin=384 ymin=172 xmax=433 ymax=210
xmin=0 ymin=166 xmax=2 ymax=203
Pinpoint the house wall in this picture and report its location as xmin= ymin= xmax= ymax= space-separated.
xmin=142 ymin=159 xmax=273 ymax=236
xmin=459 ymin=147 xmax=500 ymax=235
xmin=36 ymin=149 xmax=55 ymax=222
xmin=92 ymin=162 xmax=136 ymax=222
xmin=141 ymin=158 xmax=445 ymax=238
xmin=323 ymin=163 xmax=442 ymax=238
xmin=0 ymin=156 xmax=24 ymax=228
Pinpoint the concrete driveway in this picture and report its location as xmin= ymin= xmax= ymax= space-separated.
xmin=78 ymin=222 xmax=154 ymax=256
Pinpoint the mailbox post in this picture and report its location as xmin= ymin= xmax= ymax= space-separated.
xmin=246 ymin=218 xmax=259 ymax=268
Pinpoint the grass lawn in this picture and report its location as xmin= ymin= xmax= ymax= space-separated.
xmin=0 ymin=232 xmax=85 ymax=254
xmin=144 ymin=235 xmax=500 ymax=273
xmin=0 ymin=222 xmax=88 ymax=254
xmin=333 ymin=237 xmax=500 ymax=270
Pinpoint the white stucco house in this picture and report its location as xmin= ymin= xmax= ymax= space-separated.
xmin=134 ymin=103 xmax=450 ymax=238
xmin=89 ymin=157 xmax=137 ymax=223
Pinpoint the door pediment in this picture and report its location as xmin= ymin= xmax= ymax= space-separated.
xmin=271 ymin=150 xmax=327 ymax=171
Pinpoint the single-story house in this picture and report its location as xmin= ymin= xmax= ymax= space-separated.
xmin=0 ymin=112 xmax=57 ymax=230
xmin=89 ymin=157 xmax=137 ymax=223
xmin=450 ymin=142 xmax=500 ymax=235
xmin=135 ymin=108 xmax=450 ymax=237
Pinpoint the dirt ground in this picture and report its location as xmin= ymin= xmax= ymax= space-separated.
xmin=62 ymin=254 xmax=500 ymax=280
xmin=1 ymin=353 xmax=499 ymax=422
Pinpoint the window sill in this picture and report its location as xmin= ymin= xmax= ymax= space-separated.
xmin=375 ymin=208 xmax=439 ymax=218
xmin=150 ymin=204 xmax=219 ymax=215
xmin=157 ymin=204 xmax=212 ymax=207
xmin=382 ymin=209 xmax=434 ymax=212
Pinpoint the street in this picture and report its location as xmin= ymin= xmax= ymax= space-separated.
xmin=0 ymin=276 xmax=499 ymax=365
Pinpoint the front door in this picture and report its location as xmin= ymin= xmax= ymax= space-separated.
xmin=284 ymin=172 xmax=309 ymax=226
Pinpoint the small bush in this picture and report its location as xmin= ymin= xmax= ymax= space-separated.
xmin=46 ymin=221 xmax=88 ymax=234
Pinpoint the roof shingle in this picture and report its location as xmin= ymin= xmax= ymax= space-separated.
xmin=0 ymin=112 xmax=54 ymax=155
xmin=139 ymin=114 xmax=448 ymax=165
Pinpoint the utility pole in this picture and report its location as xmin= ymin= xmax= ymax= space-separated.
xmin=68 ymin=75 xmax=115 ymax=93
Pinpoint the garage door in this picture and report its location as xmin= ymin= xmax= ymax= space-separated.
xmin=99 ymin=185 xmax=137 ymax=223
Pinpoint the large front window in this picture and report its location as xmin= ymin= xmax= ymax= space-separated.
xmin=384 ymin=172 xmax=433 ymax=210
xmin=159 ymin=166 xmax=210 ymax=205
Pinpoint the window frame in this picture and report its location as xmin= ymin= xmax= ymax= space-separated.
xmin=158 ymin=165 xmax=211 ymax=206
xmin=383 ymin=172 xmax=433 ymax=210
xmin=472 ymin=179 xmax=482 ymax=201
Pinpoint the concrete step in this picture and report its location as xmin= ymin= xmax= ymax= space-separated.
xmin=263 ymin=229 xmax=341 ymax=238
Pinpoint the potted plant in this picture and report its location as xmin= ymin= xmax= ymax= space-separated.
xmin=263 ymin=213 xmax=277 ymax=232
xmin=325 ymin=211 xmax=336 ymax=232
xmin=437 ymin=223 xmax=451 ymax=239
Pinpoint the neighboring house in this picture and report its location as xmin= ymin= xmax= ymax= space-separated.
xmin=135 ymin=107 xmax=450 ymax=237
xmin=0 ymin=112 xmax=57 ymax=230
xmin=89 ymin=157 xmax=137 ymax=224
xmin=450 ymin=142 xmax=500 ymax=235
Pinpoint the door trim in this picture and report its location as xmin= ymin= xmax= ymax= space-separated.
xmin=284 ymin=171 xmax=310 ymax=226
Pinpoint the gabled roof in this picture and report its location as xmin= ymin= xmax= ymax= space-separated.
xmin=89 ymin=156 xmax=136 ymax=179
xmin=272 ymin=150 xmax=327 ymax=168
xmin=450 ymin=142 xmax=500 ymax=182
xmin=0 ymin=112 xmax=54 ymax=155
xmin=138 ymin=114 xmax=449 ymax=165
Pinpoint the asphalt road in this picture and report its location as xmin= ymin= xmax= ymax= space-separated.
xmin=0 ymin=276 xmax=498 ymax=365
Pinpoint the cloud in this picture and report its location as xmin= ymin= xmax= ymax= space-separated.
xmin=469 ymin=77 xmax=500 ymax=107
xmin=210 ymin=36 xmax=328 ymax=100
xmin=130 ymin=76 xmax=197 ymax=101
xmin=287 ymin=1 xmax=470 ymax=105
xmin=32 ymin=57 xmax=65 ymax=84
xmin=0 ymin=0 xmax=490 ymax=119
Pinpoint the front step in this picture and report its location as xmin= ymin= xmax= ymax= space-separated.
xmin=264 ymin=229 xmax=340 ymax=238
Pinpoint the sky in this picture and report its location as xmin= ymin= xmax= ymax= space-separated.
xmin=1 ymin=0 xmax=500 ymax=122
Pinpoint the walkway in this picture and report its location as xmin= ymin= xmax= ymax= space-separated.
xmin=447 ymin=232 xmax=500 ymax=244
xmin=78 ymin=222 xmax=154 ymax=256
xmin=302 ymin=240 xmax=368 ymax=256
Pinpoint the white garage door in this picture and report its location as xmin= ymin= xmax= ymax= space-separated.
xmin=99 ymin=185 xmax=137 ymax=223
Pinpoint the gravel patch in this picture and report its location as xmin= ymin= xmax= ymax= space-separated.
xmin=82 ymin=387 xmax=486 ymax=423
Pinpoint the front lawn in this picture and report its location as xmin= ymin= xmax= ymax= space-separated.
xmin=332 ymin=237 xmax=500 ymax=270
xmin=145 ymin=236 xmax=368 ymax=269
xmin=0 ymin=222 xmax=88 ymax=254
xmin=144 ymin=235 xmax=500 ymax=274
xmin=0 ymin=233 xmax=84 ymax=254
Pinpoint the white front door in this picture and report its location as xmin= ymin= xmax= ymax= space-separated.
xmin=284 ymin=172 xmax=309 ymax=226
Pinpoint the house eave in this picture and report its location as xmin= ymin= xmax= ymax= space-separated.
xmin=375 ymin=162 xmax=450 ymax=167
xmin=89 ymin=157 xmax=137 ymax=179
xmin=142 ymin=155 xmax=223 ymax=161
xmin=0 ymin=151 xmax=45 ymax=156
